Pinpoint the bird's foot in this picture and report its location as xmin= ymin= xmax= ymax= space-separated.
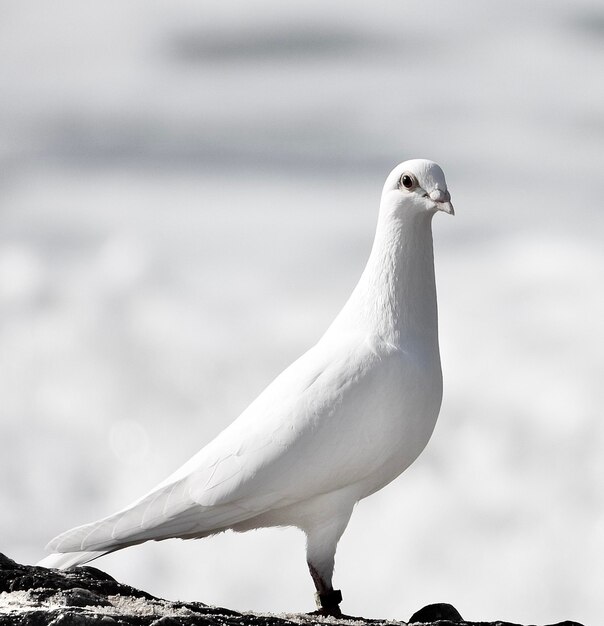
xmin=308 ymin=589 xmax=343 ymax=618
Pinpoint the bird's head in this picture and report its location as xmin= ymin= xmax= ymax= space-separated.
xmin=381 ymin=159 xmax=454 ymax=217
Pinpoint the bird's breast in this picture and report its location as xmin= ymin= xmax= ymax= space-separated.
xmin=295 ymin=343 xmax=443 ymax=499
xmin=356 ymin=349 xmax=442 ymax=495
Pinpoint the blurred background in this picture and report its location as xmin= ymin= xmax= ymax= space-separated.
xmin=1 ymin=1 xmax=603 ymax=624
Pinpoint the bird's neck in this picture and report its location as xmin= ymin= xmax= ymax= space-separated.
xmin=329 ymin=209 xmax=439 ymax=350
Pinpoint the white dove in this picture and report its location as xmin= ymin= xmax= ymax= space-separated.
xmin=39 ymin=159 xmax=454 ymax=617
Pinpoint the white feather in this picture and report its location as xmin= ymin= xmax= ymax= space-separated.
xmin=37 ymin=551 xmax=107 ymax=569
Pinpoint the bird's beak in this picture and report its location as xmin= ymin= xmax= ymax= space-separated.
xmin=436 ymin=200 xmax=455 ymax=216
xmin=429 ymin=189 xmax=455 ymax=216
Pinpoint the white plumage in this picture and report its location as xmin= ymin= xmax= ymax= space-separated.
xmin=39 ymin=159 xmax=454 ymax=616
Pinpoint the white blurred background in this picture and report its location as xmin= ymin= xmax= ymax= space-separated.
xmin=1 ymin=1 xmax=603 ymax=624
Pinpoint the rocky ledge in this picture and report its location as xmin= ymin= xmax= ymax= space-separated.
xmin=0 ymin=554 xmax=583 ymax=626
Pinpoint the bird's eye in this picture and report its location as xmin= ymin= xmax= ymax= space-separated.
xmin=399 ymin=173 xmax=418 ymax=190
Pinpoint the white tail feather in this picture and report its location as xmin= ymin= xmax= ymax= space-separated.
xmin=36 ymin=550 xmax=107 ymax=570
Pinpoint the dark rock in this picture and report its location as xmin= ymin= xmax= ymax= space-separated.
xmin=0 ymin=554 xmax=154 ymax=603
xmin=0 ymin=553 xmax=585 ymax=626
xmin=76 ymin=569 xmax=116 ymax=584
xmin=409 ymin=603 xmax=463 ymax=623
xmin=55 ymin=588 xmax=111 ymax=608
xmin=149 ymin=618 xmax=185 ymax=626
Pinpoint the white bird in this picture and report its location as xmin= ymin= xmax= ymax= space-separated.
xmin=38 ymin=159 xmax=454 ymax=617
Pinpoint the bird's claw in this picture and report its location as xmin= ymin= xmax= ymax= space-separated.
xmin=309 ymin=589 xmax=342 ymax=617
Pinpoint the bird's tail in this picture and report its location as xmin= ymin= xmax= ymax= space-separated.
xmin=36 ymin=550 xmax=108 ymax=570
xmin=36 ymin=475 xmax=230 ymax=569
xmin=37 ymin=470 xmax=258 ymax=571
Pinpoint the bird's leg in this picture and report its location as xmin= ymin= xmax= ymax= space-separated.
xmin=305 ymin=512 xmax=351 ymax=618
xmin=308 ymin=561 xmax=343 ymax=617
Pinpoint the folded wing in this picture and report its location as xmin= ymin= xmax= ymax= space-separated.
xmin=45 ymin=337 xmax=392 ymax=560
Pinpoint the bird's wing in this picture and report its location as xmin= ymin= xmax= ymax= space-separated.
xmin=183 ymin=335 xmax=407 ymax=510
xmin=48 ymin=336 xmax=406 ymax=554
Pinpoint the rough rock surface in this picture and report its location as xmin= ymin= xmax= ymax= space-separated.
xmin=0 ymin=554 xmax=583 ymax=626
